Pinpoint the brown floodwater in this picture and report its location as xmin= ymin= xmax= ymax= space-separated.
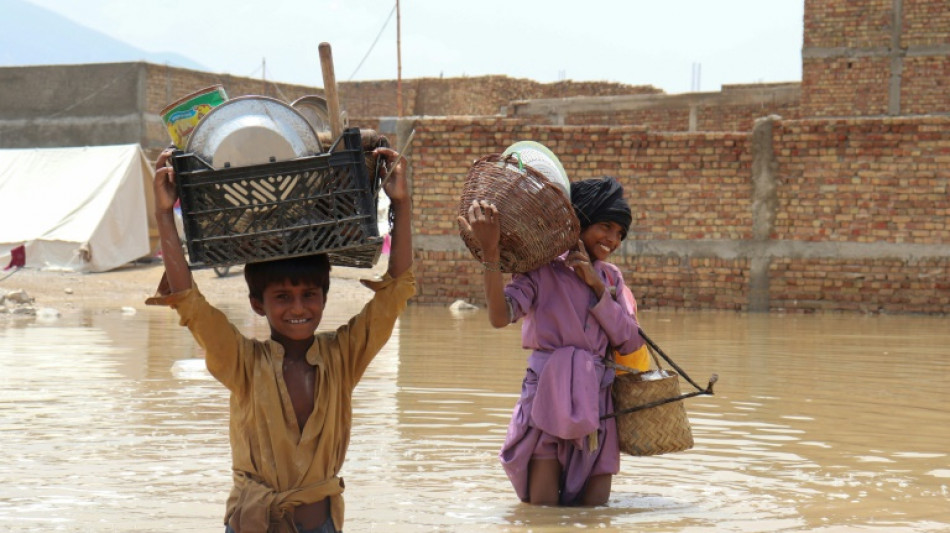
xmin=1 ymin=289 xmax=948 ymax=532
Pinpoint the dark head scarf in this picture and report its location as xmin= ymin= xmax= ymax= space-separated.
xmin=570 ymin=176 xmax=632 ymax=240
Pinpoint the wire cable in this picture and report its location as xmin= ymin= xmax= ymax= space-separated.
xmin=45 ymin=64 xmax=138 ymax=120
xmin=348 ymin=3 xmax=397 ymax=81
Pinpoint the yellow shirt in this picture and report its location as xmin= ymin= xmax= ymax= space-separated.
xmin=147 ymin=269 xmax=415 ymax=532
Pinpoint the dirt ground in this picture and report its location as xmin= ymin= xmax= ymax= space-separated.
xmin=1 ymin=257 xmax=387 ymax=314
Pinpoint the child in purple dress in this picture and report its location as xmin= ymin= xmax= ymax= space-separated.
xmin=458 ymin=176 xmax=644 ymax=506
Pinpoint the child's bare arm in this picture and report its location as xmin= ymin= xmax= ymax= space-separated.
xmin=375 ymin=147 xmax=412 ymax=279
xmin=154 ymin=149 xmax=193 ymax=293
xmin=458 ymin=200 xmax=510 ymax=328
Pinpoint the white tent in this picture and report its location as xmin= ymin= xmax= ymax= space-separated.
xmin=0 ymin=144 xmax=157 ymax=272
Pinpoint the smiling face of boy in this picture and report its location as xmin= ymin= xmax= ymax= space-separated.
xmin=250 ymin=280 xmax=326 ymax=344
xmin=580 ymin=220 xmax=625 ymax=263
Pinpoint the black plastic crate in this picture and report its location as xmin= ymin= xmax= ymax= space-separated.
xmin=171 ymin=128 xmax=383 ymax=269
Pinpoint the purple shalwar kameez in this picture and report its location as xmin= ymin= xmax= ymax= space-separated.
xmin=500 ymin=255 xmax=644 ymax=505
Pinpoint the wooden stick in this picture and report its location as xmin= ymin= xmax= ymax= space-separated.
xmin=317 ymin=129 xmax=379 ymax=149
xmin=318 ymin=42 xmax=343 ymax=140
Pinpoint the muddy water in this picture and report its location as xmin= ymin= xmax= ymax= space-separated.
xmin=1 ymin=291 xmax=948 ymax=532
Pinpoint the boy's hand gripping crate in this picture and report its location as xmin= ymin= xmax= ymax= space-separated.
xmin=171 ymin=128 xmax=384 ymax=269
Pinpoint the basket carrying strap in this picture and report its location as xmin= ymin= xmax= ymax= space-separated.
xmin=638 ymin=328 xmax=714 ymax=394
xmin=597 ymin=268 xmax=717 ymax=419
xmin=602 ymin=329 xmax=718 ymax=420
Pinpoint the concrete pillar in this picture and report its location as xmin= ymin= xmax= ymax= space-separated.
xmin=888 ymin=0 xmax=904 ymax=115
xmin=749 ymin=115 xmax=780 ymax=312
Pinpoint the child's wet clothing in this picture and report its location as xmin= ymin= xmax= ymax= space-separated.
xmin=148 ymin=270 xmax=415 ymax=532
xmin=500 ymin=257 xmax=642 ymax=504
xmin=226 ymin=516 xmax=337 ymax=533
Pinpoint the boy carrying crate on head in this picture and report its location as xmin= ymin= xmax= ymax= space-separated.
xmin=147 ymin=146 xmax=415 ymax=533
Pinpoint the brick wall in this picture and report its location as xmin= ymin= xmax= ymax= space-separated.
xmin=695 ymin=101 xmax=801 ymax=132
xmin=0 ymin=63 xmax=145 ymax=148
xmin=803 ymin=0 xmax=893 ymax=48
xmin=901 ymin=56 xmax=950 ymax=115
xmin=565 ymin=109 xmax=692 ymax=130
xmin=406 ymin=115 xmax=950 ymax=313
xmin=802 ymin=56 xmax=892 ymax=116
xmin=339 ymin=76 xmax=662 ymax=118
xmin=511 ymin=83 xmax=803 ymax=132
xmin=902 ymin=0 xmax=950 ymax=45
xmin=802 ymin=0 xmax=950 ymax=117
xmin=560 ymin=100 xmax=804 ymax=132
xmin=408 ymin=117 xmax=756 ymax=309
xmin=764 ymin=116 xmax=950 ymax=313
xmin=768 ymin=257 xmax=950 ymax=313
xmin=773 ymin=117 xmax=949 ymax=244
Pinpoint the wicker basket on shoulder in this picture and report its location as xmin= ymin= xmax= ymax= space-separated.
xmin=457 ymin=153 xmax=580 ymax=274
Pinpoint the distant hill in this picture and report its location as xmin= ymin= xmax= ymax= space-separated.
xmin=0 ymin=0 xmax=205 ymax=70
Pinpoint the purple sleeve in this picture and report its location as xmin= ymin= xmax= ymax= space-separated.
xmin=503 ymin=271 xmax=537 ymax=323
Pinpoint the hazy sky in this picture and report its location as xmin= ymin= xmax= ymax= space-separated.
xmin=24 ymin=0 xmax=804 ymax=94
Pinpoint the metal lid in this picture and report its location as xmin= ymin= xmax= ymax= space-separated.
xmin=501 ymin=141 xmax=570 ymax=195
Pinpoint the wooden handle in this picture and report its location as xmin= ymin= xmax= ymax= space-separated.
xmin=318 ymin=42 xmax=343 ymax=140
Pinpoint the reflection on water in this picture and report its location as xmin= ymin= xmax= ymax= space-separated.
xmin=1 ymin=296 xmax=948 ymax=532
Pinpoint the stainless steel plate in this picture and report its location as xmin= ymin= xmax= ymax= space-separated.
xmin=186 ymin=96 xmax=322 ymax=168
xmin=291 ymin=95 xmax=332 ymax=134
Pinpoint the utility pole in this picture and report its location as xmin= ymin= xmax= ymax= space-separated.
xmin=396 ymin=0 xmax=403 ymax=117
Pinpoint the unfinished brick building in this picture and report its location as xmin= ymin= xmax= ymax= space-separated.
xmin=802 ymin=0 xmax=950 ymax=117
xmin=405 ymin=0 xmax=950 ymax=313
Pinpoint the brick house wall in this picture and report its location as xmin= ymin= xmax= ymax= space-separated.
xmin=339 ymin=76 xmax=662 ymax=118
xmin=511 ymin=83 xmax=803 ymax=132
xmin=405 ymin=115 xmax=950 ymax=313
xmin=802 ymin=0 xmax=950 ymax=117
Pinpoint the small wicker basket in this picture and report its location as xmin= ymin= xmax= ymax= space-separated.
xmin=611 ymin=369 xmax=694 ymax=456
xmin=605 ymin=331 xmax=717 ymax=457
xmin=457 ymin=153 xmax=580 ymax=274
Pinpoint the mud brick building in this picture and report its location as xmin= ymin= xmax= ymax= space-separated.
xmin=802 ymin=0 xmax=950 ymax=117
xmin=406 ymin=0 xmax=950 ymax=314
xmin=0 ymin=0 xmax=947 ymax=313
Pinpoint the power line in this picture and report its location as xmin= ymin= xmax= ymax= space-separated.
xmin=348 ymin=3 xmax=397 ymax=81
xmin=47 ymin=64 xmax=138 ymax=120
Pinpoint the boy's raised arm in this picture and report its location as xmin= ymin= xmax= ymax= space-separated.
xmin=154 ymin=149 xmax=193 ymax=293
xmin=375 ymin=147 xmax=412 ymax=279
